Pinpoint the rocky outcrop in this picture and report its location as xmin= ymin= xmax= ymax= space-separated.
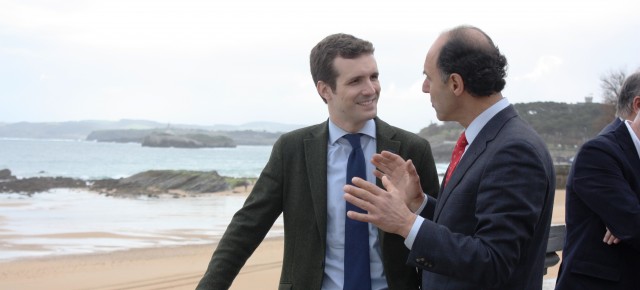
xmin=0 ymin=168 xmax=14 ymax=180
xmin=0 ymin=169 xmax=87 ymax=195
xmin=90 ymin=170 xmax=229 ymax=197
xmin=141 ymin=132 xmax=235 ymax=148
xmin=0 ymin=169 xmax=231 ymax=197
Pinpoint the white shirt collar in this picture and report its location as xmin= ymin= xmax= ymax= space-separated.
xmin=328 ymin=119 xmax=376 ymax=145
xmin=465 ymin=98 xmax=510 ymax=146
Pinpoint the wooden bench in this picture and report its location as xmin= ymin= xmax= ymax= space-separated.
xmin=544 ymin=224 xmax=566 ymax=274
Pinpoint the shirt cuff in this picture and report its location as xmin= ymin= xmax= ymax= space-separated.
xmin=414 ymin=193 xmax=428 ymax=214
xmin=404 ymin=215 xmax=424 ymax=249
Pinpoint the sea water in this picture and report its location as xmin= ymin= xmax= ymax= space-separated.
xmin=0 ymin=138 xmax=446 ymax=261
xmin=0 ymin=138 xmax=271 ymax=179
xmin=0 ymin=138 xmax=276 ymax=261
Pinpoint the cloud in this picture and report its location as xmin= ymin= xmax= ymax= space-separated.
xmin=1 ymin=0 xmax=639 ymax=131
xmin=515 ymin=55 xmax=564 ymax=82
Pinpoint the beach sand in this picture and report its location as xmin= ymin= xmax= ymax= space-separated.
xmin=0 ymin=189 xmax=566 ymax=290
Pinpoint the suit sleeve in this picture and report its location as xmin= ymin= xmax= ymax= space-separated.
xmin=419 ymin=195 xmax=437 ymax=221
xmin=571 ymin=139 xmax=640 ymax=250
xmin=408 ymin=139 xmax=550 ymax=287
xmin=412 ymin=138 xmax=439 ymax=221
xmin=416 ymin=139 xmax=441 ymax=200
xmin=196 ymin=137 xmax=285 ymax=290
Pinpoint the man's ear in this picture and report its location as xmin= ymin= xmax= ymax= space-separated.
xmin=449 ymin=73 xmax=464 ymax=96
xmin=633 ymin=95 xmax=640 ymax=114
xmin=632 ymin=104 xmax=640 ymax=137
xmin=317 ymin=81 xmax=331 ymax=103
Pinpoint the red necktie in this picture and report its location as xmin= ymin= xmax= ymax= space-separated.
xmin=444 ymin=132 xmax=468 ymax=186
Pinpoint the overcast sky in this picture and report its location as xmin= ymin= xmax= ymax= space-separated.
xmin=1 ymin=0 xmax=638 ymax=133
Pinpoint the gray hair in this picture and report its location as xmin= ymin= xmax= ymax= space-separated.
xmin=617 ymin=71 xmax=640 ymax=119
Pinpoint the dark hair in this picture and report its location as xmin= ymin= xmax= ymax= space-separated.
xmin=310 ymin=33 xmax=375 ymax=93
xmin=437 ymin=26 xmax=508 ymax=97
xmin=617 ymin=71 xmax=640 ymax=118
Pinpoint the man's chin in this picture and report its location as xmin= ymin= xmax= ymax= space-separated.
xmin=366 ymin=111 xmax=378 ymax=120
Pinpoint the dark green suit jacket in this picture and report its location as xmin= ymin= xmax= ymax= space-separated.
xmin=196 ymin=118 xmax=440 ymax=290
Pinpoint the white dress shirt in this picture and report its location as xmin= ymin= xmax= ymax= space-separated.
xmin=323 ymin=119 xmax=387 ymax=290
xmin=624 ymin=120 xmax=640 ymax=160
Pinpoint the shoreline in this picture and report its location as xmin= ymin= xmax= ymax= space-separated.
xmin=0 ymin=185 xmax=263 ymax=262
xmin=0 ymin=189 xmax=565 ymax=289
xmin=0 ymin=237 xmax=285 ymax=290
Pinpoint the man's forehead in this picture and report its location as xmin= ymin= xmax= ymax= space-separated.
xmin=334 ymin=53 xmax=376 ymax=63
xmin=334 ymin=54 xmax=377 ymax=75
xmin=429 ymin=35 xmax=447 ymax=57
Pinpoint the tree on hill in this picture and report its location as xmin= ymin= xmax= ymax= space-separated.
xmin=600 ymin=68 xmax=627 ymax=106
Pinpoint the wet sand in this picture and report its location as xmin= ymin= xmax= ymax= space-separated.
xmin=0 ymin=189 xmax=566 ymax=289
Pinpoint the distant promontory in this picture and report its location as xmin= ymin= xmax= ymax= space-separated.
xmin=140 ymin=132 xmax=235 ymax=148
xmin=0 ymin=101 xmax=617 ymax=161
xmin=86 ymin=128 xmax=283 ymax=147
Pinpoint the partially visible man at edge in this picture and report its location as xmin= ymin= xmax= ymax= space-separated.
xmin=596 ymin=70 xmax=640 ymax=242
xmin=599 ymin=71 xmax=640 ymax=134
xmin=554 ymin=72 xmax=640 ymax=290
xmin=344 ymin=25 xmax=555 ymax=290
xmin=195 ymin=33 xmax=440 ymax=290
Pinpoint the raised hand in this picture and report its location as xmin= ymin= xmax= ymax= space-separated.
xmin=371 ymin=150 xmax=425 ymax=212
xmin=343 ymin=176 xmax=416 ymax=238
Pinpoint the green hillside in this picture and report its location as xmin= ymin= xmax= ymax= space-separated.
xmin=418 ymin=101 xmax=615 ymax=163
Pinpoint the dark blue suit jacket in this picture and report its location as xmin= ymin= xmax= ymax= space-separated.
xmin=408 ymin=105 xmax=556 ymax=290
xmin=599 ymin=117 xmax=623 ymax=135
xmin=555 ymin=121 xmax=640 ymax=290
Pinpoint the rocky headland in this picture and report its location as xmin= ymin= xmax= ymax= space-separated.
xmin=86 ymin=128 xmax=282 ymax=146
xmin=0 ymin=168 xmax=252 ymax=197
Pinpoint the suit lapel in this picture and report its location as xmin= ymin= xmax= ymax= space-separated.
xmin=375 ymin=118 xmax=401 ymax=189
xmin=434 ymin=105 xmax=518 ymax=220
xmin=374 ymin=119 xmax=401 ymax=243
xmin=613 ymin=122 xmax=640 ymax=184
xmin=304 ymin=121 xmax=329 ymax=248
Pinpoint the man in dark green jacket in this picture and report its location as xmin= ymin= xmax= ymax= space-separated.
xmin=196 ymin=33 xmax=439 ymax=290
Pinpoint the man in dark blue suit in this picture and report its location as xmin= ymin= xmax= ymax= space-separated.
xmin=555 ymin=76 xmax=640 ymax=289
xmin=599 ymin=71 xmax=640 ymax=134
xmin=344 ymin=25 xmax=555 ymax=290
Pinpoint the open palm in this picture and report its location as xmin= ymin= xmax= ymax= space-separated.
xmin=371 ymin=150 xmax=425 ymax=212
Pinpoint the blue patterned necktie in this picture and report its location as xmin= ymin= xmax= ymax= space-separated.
xmin=343 ymin=134 xmax=371 ymax=290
